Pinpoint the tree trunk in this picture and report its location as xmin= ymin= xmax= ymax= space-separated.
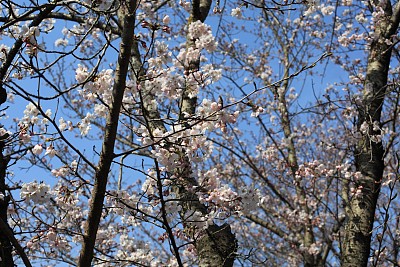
xmin=0 ymin=140 xmax=12 ymax=267
xmin=179 ymin=1 xmax=237 ymax=266
xmin=342 ymin=1 xmax=400 ymax=266
xmin=130 ymin=0 xmax=237 ymax=265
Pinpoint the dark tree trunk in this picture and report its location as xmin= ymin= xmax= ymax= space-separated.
xmin=342 ymin=1 xmax=400 ymax=266
xmin=0 ymin=140 xmax=13 ymax=267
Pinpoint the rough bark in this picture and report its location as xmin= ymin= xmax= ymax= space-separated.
xmin=342 ymin=1 xmax=400 ymax=266
xmin=77 ymin=1 xmax=137 ymax=265
xmin=196 ymin=224 xmax=236 ymax=267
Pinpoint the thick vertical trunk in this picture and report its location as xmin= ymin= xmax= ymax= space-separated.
xmin=342 ymin=2 xmax=400 ymax=266
xmin=197 ymin=224 xmax=236 ymax=267
xmin=342 ymin=59 xmax=386 ymax=267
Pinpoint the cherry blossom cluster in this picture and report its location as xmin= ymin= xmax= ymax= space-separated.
xmin=231 ymin=7 xmax=243 ymax=19
xmin=137 ymin=0 xmax=161 ymax=21
xmin=299 ymin=241 xmax=323 ymax=256
xmin=51 ymin=160 xmax=78 ymax=178
xmin=139 ymin=30 xmax=220 ymax=101
xmin=196 ymin=168 xmax=260 ymax=217
xmin=45 ymin=229 xmax=71 ymax=250
xmin=19 ymin=182 xmax=87 ymax=259
xmin=358 ymin=120 xmax=388 ymax=143
xmin=113 ymin=234 xmax=161 ymax=267
xmin=20 ymin=181 xmax=51 ymax=204
xmin=183 ymin=210 xmax=214 ymax=231
xmin=187 ymin=21 xmax=217 ymax=53
xmin=199 ymin=185 xmax=240 ymax=211
xmin=20 ymin=26 xmax=42 ymax=56
xmin=26 ymin=228 xmax=71 ymax=252
xmin=31 ymin=142 xmax=57 ymax=158
xmin=295 ymin=160 xmax=331 ymax=182
xmin=76 ymin=65 xmax=114 ymax=102
xmin=21 ymin=102 xmax=52 ymax=126
xmin=137 ymin=103 xmax=237 ymax=169
xmin=197 ymin=98 xmax=240 ymax=132
xmin=74 ymin=64 xmax=118 ymax=135
xmin=0 ymin=127 xmax=11 ymax=139
xmin=179 ymin=0 xmax=191 ymax=12
xmin=107 ymin=189 xmax=139 ymax=216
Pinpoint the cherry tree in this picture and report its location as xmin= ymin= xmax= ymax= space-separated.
xmin=0 ymin=0 xmax=400 ymax=266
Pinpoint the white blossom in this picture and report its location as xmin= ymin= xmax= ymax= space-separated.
xmin=20 ymin=181 xmax=51 ymax=204
xmin=32 ymin=144 xmax=43 ymax=155
xmin=231 ymin=7 xmax=243 ymax=19
xmin=162 ymin=15 xmax=170 ymax=24
xmin=45 ymin=146 xmax=57 ymax=158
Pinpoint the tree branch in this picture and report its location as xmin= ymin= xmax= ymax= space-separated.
xmin=77 ymin=1 xmax=137 ymax=265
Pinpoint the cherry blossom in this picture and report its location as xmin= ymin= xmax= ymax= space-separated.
xmin=20 ymin=182 xmax=51 ymax=204
xmin=0 ymin=0 xmax=399 ymax=266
